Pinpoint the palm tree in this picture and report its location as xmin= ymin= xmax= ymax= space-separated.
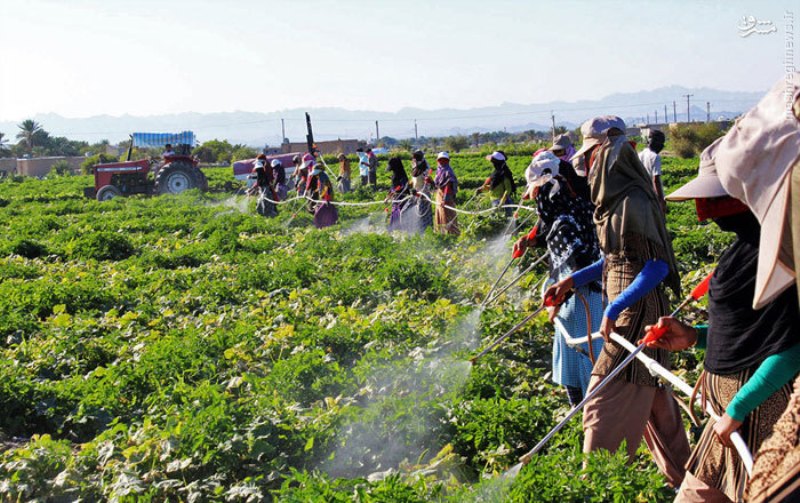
xmin=16 ymin=119 xmax=43 ymax=154
xmin=0 ymin=132 xmax=9 ymax=156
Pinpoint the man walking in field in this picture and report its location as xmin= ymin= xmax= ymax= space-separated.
xmin=639 ymin=130 xmax=667 ymax=214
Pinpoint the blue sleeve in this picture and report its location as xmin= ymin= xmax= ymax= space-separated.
xmin=572 ymin=257 xmax=604 ymax=288
xmin=604 ymin=259 xmax=669 ymax=321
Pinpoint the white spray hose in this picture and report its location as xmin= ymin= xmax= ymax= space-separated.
xmin=579 ymin=331 xmax=753 ymax=475
xmin=557 ymin=326 xmax=753 ymax=474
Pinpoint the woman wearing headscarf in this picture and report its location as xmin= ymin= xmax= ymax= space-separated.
xmin=385 ymin=157 xmax=412 ymax=232
xmin=337 ymin=153 xmax=351 ymax=193
xmin=410 ymin=150 xmax=430 ymax=191
xmin=433 ymin=151 xmax=459 ymax=235
xmin=477 ymin=151 xmax=516 ymax=217
xmin=247 ymin=154 xmax=278 ymax=217
xmin=544 ymin=116 xmax=690 ymax=487
xmin=304 ymin=156 xmax=338 ymax=228
xmin=550 ymin=133 xmax=577 ymax=164
xmin=514 ymin=151 xmax=604 ymax=405
xmin=645 ymin=140 xmax=800 ymax=502
xmin=293 ymin=154 xmax=309 ymax=195
xmin=271 ymin=159 xmax=288 ymax=201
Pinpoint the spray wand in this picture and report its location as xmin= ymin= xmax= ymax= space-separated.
xmin=641 ymin=270 xmax=713 ymax=344
xmin=480 ymin=226 xmax=538 ymax=309
xmin=517 ymin=270 xmax=714 ymax=465
xmin=470 ymin=291 xmax=565 ymax=365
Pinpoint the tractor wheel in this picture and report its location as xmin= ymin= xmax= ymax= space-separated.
xmin=155 ymin=163 xmax=197 ymax=195
xmin=96 ymin=184 xmax=122 ymax=201
xmin=191 ymin=168 xmax=209 ymax=191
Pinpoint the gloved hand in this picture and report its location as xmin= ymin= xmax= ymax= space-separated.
xmin=512 ymin=236 xmax=529 ymax=257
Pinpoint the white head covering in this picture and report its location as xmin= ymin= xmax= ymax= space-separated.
xmin=715 ymin=72 xmax=800 ymax=309
xmin=525 ymin=151 xmax=561 ymax=199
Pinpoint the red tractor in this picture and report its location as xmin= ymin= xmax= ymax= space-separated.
xmin=84 ymin=131 xmax=208 ymax=201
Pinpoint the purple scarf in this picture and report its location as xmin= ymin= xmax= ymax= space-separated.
xmin=434 ymin=163 xmax=458 ymax=195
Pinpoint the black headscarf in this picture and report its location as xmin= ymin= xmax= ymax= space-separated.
xmin=489 ymin=158 xmax=517 ymax=194
xmin=387 ymin=157 xmax=409 ymax=189
xmin=705 ymin=210 xmax=799 ymax=374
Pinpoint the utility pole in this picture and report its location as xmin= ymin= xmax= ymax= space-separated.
xmin=706 ymin=101 xmax=711 ymax=123
xmin=550 ymin=111 xmax=556 ymax=142
xmin=414 ymin=119 xmax=418 ymax=142
xmin=673 ymin=101 xmax=677 ymax=123
xmin=281 ymin=118 xmax=286 ymax=143
xmin=375 ymin=120 xmax=380 ymax=142
xmin=646 ymin=113 xmax=650 ymax=125
xmin=683 ymin=94 xmax=693 ymax=123
xmin=664 ymin=105 xmax=668 ymax=124
xmin=655 ymin=110 xmax=658 ymax=124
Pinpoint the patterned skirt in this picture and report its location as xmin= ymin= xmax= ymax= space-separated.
xmin=747 ymin=374 xmax=800 ymax=503
xmin=688 ymin=369 xmax=793 ymax=502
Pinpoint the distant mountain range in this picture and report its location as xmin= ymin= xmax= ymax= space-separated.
xmin=0 ymin=86 xmax=765 ymax=147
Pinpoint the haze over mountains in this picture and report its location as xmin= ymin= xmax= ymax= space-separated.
xmin=0 ymin=86 xmax=764 ymax=147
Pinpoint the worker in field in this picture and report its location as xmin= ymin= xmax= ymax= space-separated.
xmin=709 ymin=74 xmax=800 ymax=503
xmin=550 ymin=133 xmax=576 ymax=163
xmin=639 ymin=130 xmax=667 ymax=214
xmin=248 ymin=155 xmax=277 ymax=217
xmin=408 ymin=150 xmax=434 ymax=233
xmin=644 ymin=137 xmax=799 ymax=502
xmin=433 ymin=151 xmax=459 ymax=235
xmin=544 ymin=115 xmax=690 ymax=487
xmin=337 ymin=153 xmax=352 ymax=193
xmin=385 ymin=157 xmax=412 ymax=233
xmin=366 ymin=147 xmax=379 ymax=190
xmin=476 ymin=151 xmax=516 ymax=217
xmin=306 ymin=158 xmax=338 ymax=228
xmin=513 ymin=150 xmax=604 ymax=406
xmin=294 ymin=154 xmax=310 ymax=195
xmin=357 ymin=147 xmax=370 ymax=188
xmin=410 ymin=150 xmax=431 ymax=191
xmin=162 ymin=143 xmax=175 ymax=158
xmin=271 ymin=159 xmax=288 ymax=201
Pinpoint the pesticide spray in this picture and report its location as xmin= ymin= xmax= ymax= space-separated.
xmin=318 ymin=309 xmax=481 ymax=480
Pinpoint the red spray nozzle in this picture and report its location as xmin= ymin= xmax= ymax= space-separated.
xmin=512 ymin=248 xmax=524 ymax=259
xmin=642 ymin=324 xmax=667 ymax=345
xmin=526 ymin=226 xmax=538 ymax=242
xmin=690 ymin=271 xmax=714 ymax=301
xmin=543 ymin=295 xmax=557 ymax=307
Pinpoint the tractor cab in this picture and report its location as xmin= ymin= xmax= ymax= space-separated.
xmin=85 ymin=131 xmax=208 ymax=201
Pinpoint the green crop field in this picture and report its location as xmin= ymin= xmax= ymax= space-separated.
xmin=0 ymin=155 xmax=729 ymax=501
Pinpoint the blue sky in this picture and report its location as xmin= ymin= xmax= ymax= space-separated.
xmin=0 ymin=0 xmax=794 ymax=121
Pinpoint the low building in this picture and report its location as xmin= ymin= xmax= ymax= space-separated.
xmin=0 ymin=158 xmax=16 ymax=176
xmin=16 ymin=156 xmax=85 ymax=177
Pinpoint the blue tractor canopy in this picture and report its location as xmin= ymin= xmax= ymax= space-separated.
xmin=131 ymin=131 xmax=196 ymax=149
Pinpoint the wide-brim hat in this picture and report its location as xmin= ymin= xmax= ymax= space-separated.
xmin=715 ymin=72 xmax=800 ymax=309
xmin=666 ymin=138 xmax=727 ymax=201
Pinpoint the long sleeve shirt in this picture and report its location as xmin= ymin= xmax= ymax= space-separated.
xmin=572 ymin=257 xmax=669 ymax=321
